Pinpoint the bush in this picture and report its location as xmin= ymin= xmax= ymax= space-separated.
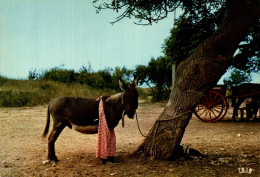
xmin=135 ymin=56 xmax=172 ymax=101
xmin=0 ymin=91 xmax=32 ymax=107
xmin=87 ymin=73 xmax=105 ymax=89
xmin=42 ymin=68 xmax=76 ymax=83
xmin=0 ymin=75 xmax=8 ymax=86
xmin=33 ymin=66 xmax=132 ymax=90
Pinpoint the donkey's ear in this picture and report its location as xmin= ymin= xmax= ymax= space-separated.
xmin=133 ymin=76 xmax=138 ymax=86
xmin=119 ymin=79 xmax=127 ymax=91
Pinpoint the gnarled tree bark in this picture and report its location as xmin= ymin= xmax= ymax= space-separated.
xmin=134 ymin=0 xmax=260 ymax=160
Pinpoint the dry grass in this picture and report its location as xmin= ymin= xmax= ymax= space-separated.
xmin=0 ymin=78 xmax=117 ymax=107
xmin=0 ymin=77 xmax=149 ymax=107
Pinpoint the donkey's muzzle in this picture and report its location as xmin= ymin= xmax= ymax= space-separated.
xmin=127 ymin=111 xmax=136 ymax=119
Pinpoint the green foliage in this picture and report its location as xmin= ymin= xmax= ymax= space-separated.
xmin=94 ymin=0 xmax=180 ymax=25
xmin=0 ymin=75 xmax=8 ymax=86
xmin=0 ymin=79 xmax=52 ymax=107
xmin=0 ymin=91 xmax=33 ymax=107
xmin=147 ymin=57 xmax=172 ymax=89
xmin=135 ymin=56 xmax=172 ymax=100
xmin=223 ymin=68 xmax=252 ymax=87
xmin=232 ymin=24 xmax=260 ymax=73
xmin=163 ymin=1 xmax=259 ymax=74
xmin=135 ymin=65 xmax=150 ymax=86
xmin=87 ymin=73 xmax=105 ymax=88
xmin=28 ymin=69 xmax=40 ymax=80
xmin=1 ymin=64 xmax=143 ymax=107
xmin=163 ymin=4 xmax=225 ymax=65
xmin=29 ymin=65 xmax=132 ymax=90
xmin=94 ymin=0 xmax=225 ymax=25
xmin=94 ymin=0 xmax=259 ymax=89
xmin=42 ymin=67 xmax=76 ymax=83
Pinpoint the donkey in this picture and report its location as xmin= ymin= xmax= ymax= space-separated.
xmin=42 ymin=78 xmax=138 ymax=164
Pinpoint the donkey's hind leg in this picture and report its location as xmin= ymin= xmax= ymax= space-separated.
xmin=44 ymin=122 xmax=66 ymax=164
xmin=232 ymin=98 xmax=244 ymax=121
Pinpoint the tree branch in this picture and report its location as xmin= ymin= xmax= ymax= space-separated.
xmin=93 ymin=0 xmax=181 ymax=25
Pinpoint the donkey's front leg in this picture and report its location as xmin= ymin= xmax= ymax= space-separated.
xmin=43 ymin=122 xmax=65 ymax=164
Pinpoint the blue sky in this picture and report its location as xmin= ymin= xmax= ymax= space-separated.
xmin=0 ymin=0 xmax=175 ymax=79
xmin=0 ymin=0 xmax=259 ymax=83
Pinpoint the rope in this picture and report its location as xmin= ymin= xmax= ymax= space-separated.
xmin=121 ymin=110 xmax=125 ymax=128
xmin=157 ymin=111 xmax=192 ymax=122
xmin=135 ymin=113 xmax=147 ymax=137
xmin=135 ymin=111 xmax=192 ymax=138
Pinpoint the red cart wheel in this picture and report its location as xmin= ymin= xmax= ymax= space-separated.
xmin=194 ymin=91 xmax=228 ymax=122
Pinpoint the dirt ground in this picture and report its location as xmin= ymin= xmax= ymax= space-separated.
xmin=0 ymin=102 xmax=260 ymax=177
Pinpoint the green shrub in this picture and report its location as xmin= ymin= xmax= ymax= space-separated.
xmin=87 ymin=73 xmax=105 ymax=89
xmin=135 ymin=56 xmax=172 ymax=101
xmin=42 ymin=68 xmax=76 ymax=83
xmin=32 ymin=66 xmax=132 ymax=90
xmin=0 ymin=75 xmax=8 ymax=86
xmin=0 ymin=91 xmax=32 ymax=107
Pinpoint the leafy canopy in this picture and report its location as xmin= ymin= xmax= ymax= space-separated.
xmin=162 ymin=1 xmax=259 ymax=73
xmin=93 ymin=0 xmax=226 ymax=25
xmin=135 ymin=56 xmax=172 ymax=100
xmin=163 ymin=3 xmax=225 ymax=65
xmin=94 ymin=0 xmax=180 ymax=25
xmin=224 ymin=68 xmax=252 ymax=87
xmin=94 ymin=0 xmax=259 ymax=87
xmin=94 ymin=0 xmax=259 ymax=70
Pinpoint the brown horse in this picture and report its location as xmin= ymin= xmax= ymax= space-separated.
xmin=42 ymin=78 xmax=138 ymax=164
xmin=231 ymin=83 xmax=260 ymax=121
xmin=246 ymin=97 xmax=260 ymax=120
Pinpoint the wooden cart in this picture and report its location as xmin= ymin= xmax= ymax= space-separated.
xmin=194 ymin=85 xmax=228 ymax=122
xmin=194 ymin=84 xmax=260 ymax=122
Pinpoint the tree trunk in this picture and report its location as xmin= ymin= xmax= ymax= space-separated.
xmin=134 ymin=0 xmax=260 ymax=160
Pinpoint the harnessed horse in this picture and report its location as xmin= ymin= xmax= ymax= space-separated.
xmin=231 ymin=83 xmax=260 ymax=121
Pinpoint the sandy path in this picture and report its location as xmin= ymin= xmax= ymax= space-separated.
xmin=0 ymin=103 xmax=259 ymax=176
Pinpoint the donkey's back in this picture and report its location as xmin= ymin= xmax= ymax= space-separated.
xmin=50 ymin=96 xmax=99 ymax=125
xmin=43 ymin=96 xmax=100 ymax=137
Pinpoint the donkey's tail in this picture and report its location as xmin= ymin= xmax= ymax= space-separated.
xmin=42 ymin=104 xmax=51 ymax=137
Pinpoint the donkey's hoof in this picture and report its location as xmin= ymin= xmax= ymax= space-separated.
xmin=42 ymin=160 xmax=50 ymax=165
xmin=42 ymin=160 xmax=57 ymax=165
xmin=50 ymin=160 xmax=56 ymax=164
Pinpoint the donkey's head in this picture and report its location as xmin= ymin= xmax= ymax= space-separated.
xmin=119 ymin=77 xmax=138 ymax=119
